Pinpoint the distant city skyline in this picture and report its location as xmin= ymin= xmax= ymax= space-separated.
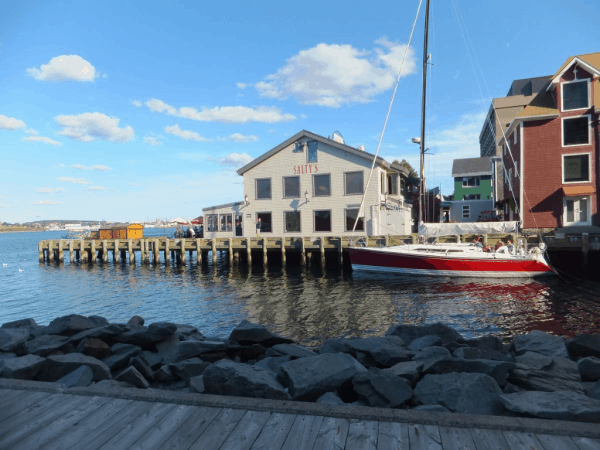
xmin=2 ymin=0 xmax=600 ymax=222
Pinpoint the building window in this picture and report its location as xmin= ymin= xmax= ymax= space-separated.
xmin=307 ymin=141 xmax=318 ymax=163
xmin=256 ymin=178 xmax=272 ymax=199
xmin=513 ymin=127 xmax=517 ymax=144
xmin=314 ymin=210 xmax=331 ymax=232
xmin=562 ymin=80 xmax=589 ymax=111
xmin=388 ymin=174 xmax=398 ymax=195
xmin=313 ymin=174 xmax=331 ymax=197
xmin=563 ymin=116 xmax=590 ymax=146
xmin=462 ymin=176 xmax=480 ymax=187
xmin=283 ymin=176 xmax=300 ymax=198
xmin=345 ymin=208 xmax=364 ymax=231
xmin=284 ymin=211 xmax=301 ymax=232
xmin=220 ymin=214 xmax=232 ymax=232
xmin=345 ymin=171 xmax=364 ymax=195
xmin=462 ymin=205 xmax=470 ymax=218
xmin=256 ymin=212 xmax=272 ymax=233
xmin=463 ymin=194 xmax=481 ymax=200
xmin=563 ymin=154 xmax=590 ymax=183
xmin=207 ymin=214 xmax=218 ymax=232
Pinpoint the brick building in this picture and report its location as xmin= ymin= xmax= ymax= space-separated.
xmin=499 ymin=52 xmax=600 ymax=228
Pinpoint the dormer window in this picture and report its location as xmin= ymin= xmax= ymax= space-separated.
xmin=562 ymin=80 xmax=589 ymax=111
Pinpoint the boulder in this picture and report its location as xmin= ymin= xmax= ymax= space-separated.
xmin=228 ymin=320 xmax=292 ymax=346
xmin=453 ymin=346 xmax=511 ymax=362
xmin=155 ymin=334 xmax=181 ymax=355
xmin=56 ymin=366 xmax=94 ymax=388
xmin=25 ymin=335 xmax=70 ymax=356
xmin=1 ymin=318 xmax=38 ymax=329
xmin=408 ymin=335 xmax=442 ymax=352
xmin=114 ymin=323 xmax=177 ymax=346
xmin=478 ymin=335 xmax=504 ymax=352
xmin=45 ymin=314 xmax=97 ymax=336
xmin=68 ymin=324 xmax=126 ymax=345
xmin=240 ymin=344 xmax=267 ymax=361
xmin=412 ymin=404 xmax=450 ymax=413
xmin=500 ymin=391 xmax=600 ymax=423
xmin=171 ymin=358 xmax=211 ymax=380
xmin=270 ymin=343 xmax=316 ymax=359
xmin=0 ymin=352 xmax=16 ymax=360
xmin=39 ymin=354 xmax=111 ymax=382
xmin=175 ymin=324 xmax=204 ymax=341
xmin=0 ymin=328 xmax=30 ymax=353
xmin=77 ymin=338 xmax=112 ymax=360
xmin=161 ymin=340 xmax=228 ymax=364
xmin=352 ymin=371 xmax=413 ymax=408
xmin=385 ymin=323 xmax=463 ymax=346
xmin=189 ymin=375 xmax=205 ymax=393
xmin=127 ymin=316 xmax=145 ymax=326
xmin=511 ymin=330 xmax=569 ymax=359
xmin=508 ymin=352 xmax=584 ymax=394
xmin=154 ymin=365 xmax=175 ymax=382
xmin=102 ymin=353 xmax=131 ymax=371
xmin=110 ymin=343 xmax=142 ymax=358
xmin=423 ymin=358 xmax=516 ymax=387
xmin=129 ymin=355 xmax=155 ymax=381
xmin=413 ymin=373 xmax=504 ymax=415
xmin=319 ymin=337 xmax=410 ymax=368
xmin=578 ymin=357 xmax=600 ymax=381
xmin=115 ymin=366 xmax=149 ymax=389
xmin=0 ymin=354 xmax=45 ymax=380
xmin=384 ymin=361 xmax=424 ymax=385
xmin=589 ymin=381 xmax=600 ymax=401
xmin=316 ymin=392 xmax=344 ymax=406
xmin=413 ymin=346 xmax=452 ymax=371
xmin=87 ymin=316 xmax=109 ymax=327
xmin=203 ymin=359 xmax=291 ymax=400
xmin=254 ymin=355 xmax=292 ymax=379
xmin=280 ymin=353 xmax=367 ymax=401
xmin=568 ymin=334 xmax=600 ymax=359
xmin=141 ymin=351 xmax=164 ymax=370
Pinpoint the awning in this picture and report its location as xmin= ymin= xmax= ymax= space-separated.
xmin=562 ymin=186 xmax=595 ymax=197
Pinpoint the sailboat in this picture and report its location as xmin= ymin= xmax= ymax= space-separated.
xmin=348 ymin=0 xmax=554 ymax=278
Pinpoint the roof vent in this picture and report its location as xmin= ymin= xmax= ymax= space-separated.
xmin=358 ymin=145 xmax=365 ymax=151
xmin=332 ymin=131 xmax=345 ymax=144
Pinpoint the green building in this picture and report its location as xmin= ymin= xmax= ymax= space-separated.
xmin=446 ymin=157 xmax=494 ymax=223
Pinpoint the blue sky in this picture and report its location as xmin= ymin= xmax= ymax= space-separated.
xmin=1 ymin=0 xmax=599 ymax=223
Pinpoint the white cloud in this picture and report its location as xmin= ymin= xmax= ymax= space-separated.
xmin=25 ymin=129 xmax=38 ymax=135
xmin=55 ymin=112 xmax=134 ymax=142
xmin=27 ymin=55 xmax=98 ymax=82
xmin=71 ymin=163 xmax=111 ymax=171
xmin=30 ymin=200 xmax=61 ymax=205
xmin=128 ymin=182 xmax=138 ymax=186
xmin=218 ymin=133 xmax=259 ymax=143
xmin=236 ymin=82 xmax=247 ymax=89
xmin=218 ymin=152 xmax=253 ymax=168
xmin=144 ymin=136 xmax=162 ymax=146
xmin=300 ymin=114 xmax=307 ymax=119
xmin=85 ymin=186 xmax=105 ymax=191
xmin=255 ymin=38 xmax=416 ymax=107
xmin=132 ymin=100 xmax=142 ymax=107
xmin=36 ymin=187 xmax=65 ymax=194
xmin=0 ymin=114 xmax=26 ymax=130
xmin=146 ymin=98 xmax=295 ymax=124
xmin=267 ymin=129 xmax=276 ymax=134
xmin=57 ymin=176 xmax=92 ymax=185
xmin=165 ymin=124 xmax=213 ymax=142
xmin=23 ymin=136 xmax=62 ymax=146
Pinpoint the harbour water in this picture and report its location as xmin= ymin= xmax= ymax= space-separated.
xmin=1 ymin=230 xmax=599 ymax=347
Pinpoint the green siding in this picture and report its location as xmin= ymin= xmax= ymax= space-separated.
xmin=454 ymin=176 xmax=493 ymax=201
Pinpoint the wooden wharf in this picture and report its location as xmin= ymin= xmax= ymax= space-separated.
xmin=0 ymin=380 xmax=599 ymax=450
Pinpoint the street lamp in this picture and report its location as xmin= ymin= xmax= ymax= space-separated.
xmin=304 ymin=190 xmax=310 ymax=203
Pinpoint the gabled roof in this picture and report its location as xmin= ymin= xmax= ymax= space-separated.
xmin=452 ymin=157 xmax=492 ymax=177
xmin=236 ymin=130 xmax=390 ymax=175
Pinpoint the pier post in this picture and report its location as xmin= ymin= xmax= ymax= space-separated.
xmin=246 ymin=239 xmax=252 ymax=265
xmin=90 ymin=240 xmax=97 ymax=263
xmin=338 ymin=237 xmax=343 ymax=266
xmin=262 ymin=238 xmax=267 ymax=266
xmin=320 ymin=236 xmax=325 ymax=267
xmin=48 ymin=241 xmax=54 ymax=262
xmin=68 ymin=241 xmax=74 ymax=263
xmin=114 ymin=240 xmax=120 ymax=263
xmin=228 ymin=238 xmax=233 ymax=265
xmin=582 ymin=232 xmax=589 ymax=278
xmin=38 ymin=242 xmax=44 ymax=262
xmin=154 ymin=240 xmax=160 ymax=265
xmin=57 ymin=240 xmax=64 ymax=262
xmin=128 ymin=240 xmax=134 ymax=264
xmin=180 ymin=238 xmax=186 ymax=264
xmin=101 ymin=240 xmax=108 ymax=263
xmin=212 ymin=239 xmax=217 ymax=265
xmin=281 ymin=238 xmax=286 ymax=268
xmin=301 ymin=238 xmax=306 ymax=266
xmin=164 ymin=239 xmax=170 ymax=264
xmin=196 ymin=239 xmax=202 ymax=264
xmin=144 ymin=239 xmax=151 ymax=264
xmin=81 ymin=240 xmax=88 ymax=263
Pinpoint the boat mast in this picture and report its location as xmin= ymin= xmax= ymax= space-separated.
xmin=419 ymin=0 xmax=431 ymax=225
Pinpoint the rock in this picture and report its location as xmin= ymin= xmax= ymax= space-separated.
xmin=148 ymin=322 xmax=177 ymax=336
xmin=500 ymin=391 xmax=600 ymax=423
xmin=189 ymin=375 xmax=205 ymax=393
xmin=0 ymin=328 xmax=30 ymax=353
xmin=77 ymin=338 xmax=112 ymax=360
xmin=319 ymin=336 xmax=410 ymax=368
xmin=115 ymin=366 xmax=149 ymax=388
xmin=502 ymin=382 xmax=522 ymax=394
xmin=175 ymin=324 xmax=204 ymax=340
xmin=384 ymin=361 xmax=424 ymax=386
xmin=0 ymin=353 xmax=16 ymax=360
xmin=127 ymin=316 xmax=145 ymax=326
xmin=589 ymin=381 xmax=600 ymax=401
xmin=161 ymin=340 xmax=228 ymax=364
xmin=453 ymin=347 xmax=511 ymax=362
xmin=154 ymin=365 xmax=174 ymax=382
xmin=240 ymin=344 xmax=267 ymax=362
xmin=511 ymin=330 xmax=569 ymax=359
xmin=414 ymin=373 xmax=504 ymax=416
xmin=45 ymin=314 xmax=96 ymax=336
xmin=203 ymin=359 xmax=291 ymax=400
xmin=102 ymin=353 xmax=131 ymax=371
xmin=87 ymin=316 xmax=109 ymax=327
xmin=56 ymin=366 xmax=94 ymax=387
xmin=254 ymin=355 xmax=292 ymax=379
xmin=39 ymin=354 xmax=111 ymax=382
xmin=353 ymin=371 xmax=413 ymax=408
xmin=155 ymin=334 xmax=181 ymax=355
xmin=413 ymin=346 xmax=452 ymax=371
xmin=478 ymin=336 xmax=504 ymax=352
xmin=25 ymin=335 xmax=70 ymax=356
xmin=130 ymin=355 xmax=155 ymax=381
xmin=578 ymin=357 xmax=600 ymax=381
xmin=68 ymin=324 xmax=126 ymax=345
xmin=228 ymin=320 xmax=292 ymax=346
xmin=316 ymin=392 xmax=344 ymax=406
xmin=423 ymin=358 xmax=516 ymax=387
xmin=408 ymin=335 xmax=442 ymax=352
xmin=171 ymin=358 xmax=211 ymax=380
xmin=141 ymin=351 xmax=164 ymax=370
xmin=386 ymin=323 xmax=463 ymax=346
xmin=114 ymin=323 xmax=177 ymax=346
xmin=508 ymin=352 xmax=584 ymax=394
xmin=1 ymin=318 xmax=38 ymax=329
xmin=280 ymin=353 xmax=367 ymax=401
xmin=111 ymin=343 xmax=142 ymax=358
xmin=0 ymin=354 xmax=45 ymax=379
xmin=568 ymin=334 xmax=600 ymax=359
xmin=270 ymin=343 xmax=316 ymax=359
xmin=412 ymin=404 xmax=450 ymax=413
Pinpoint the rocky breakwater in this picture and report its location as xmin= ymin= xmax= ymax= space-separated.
xmin=1 ymin=315 xmax=600 ymax=423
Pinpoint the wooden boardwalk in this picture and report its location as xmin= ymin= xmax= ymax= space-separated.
xmin=1 ymin=388 xmax=599 ymax=450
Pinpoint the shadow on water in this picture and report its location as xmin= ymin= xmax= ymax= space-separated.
xmin=1 ymin=230 xmax=600 ymax=346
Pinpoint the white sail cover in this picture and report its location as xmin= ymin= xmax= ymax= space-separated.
xmin=418 ymin=221 xmax=519 ymax=237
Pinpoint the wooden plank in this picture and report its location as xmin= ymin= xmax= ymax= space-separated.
xmin=220 ymin=410 xmax=272 ymax=450
xmin=281 ymin=415 xmax=324 ymax=450
xmin=160 ymin=406 xmax=222 ymax=450
xmin=536 ymin=433 xmax=581 ymax=450
xmin=96 ymin=402 xmax=176 ymax=450
xmin=502 ymin=431 xmax=544 ymax=450
xmin=0 ymin=389 xmax=23 ymax=406
xmin=572 ymin=437 xmax=600 ymax=450
xmin=377 ymin=421 xmax=410 ymax=450
xmin=189 ymin=407 xmax=246 ymax=450
xmin=345 ymin=419 xmax=378 ymax=450
xmin=127 ymin=404 xmax=199 ymax=450
xmin=10 ymin=396 xmax=112 ymax=450
xmin=42 ymin=398 xmax=133 ymax=450
xmin=0 ymin=391 xmax=50 ymax=420
xmin=0 ymin=393 xmax=77 ymax=433
xmin=250 ymin=412 xmax=297 ymax=450
xmin=439 ymin=426 xmax=477 ymax=450
xmin=312 ymin=416 xmax=350 ymax=450
xmin=408 ymin=424 xmax=443 ymax=450
xmin=469 ymin=428 xmax=510 ymax=450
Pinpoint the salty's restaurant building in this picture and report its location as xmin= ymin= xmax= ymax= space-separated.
xmin=202 ymin=130 xmax=414 ymax=239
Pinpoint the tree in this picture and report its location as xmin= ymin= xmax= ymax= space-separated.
xmin=392 ymin=159 xmax=418 ymax=178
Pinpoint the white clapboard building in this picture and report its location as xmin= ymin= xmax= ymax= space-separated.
xmin=202 ymin=130 xmax=414 ymax=238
